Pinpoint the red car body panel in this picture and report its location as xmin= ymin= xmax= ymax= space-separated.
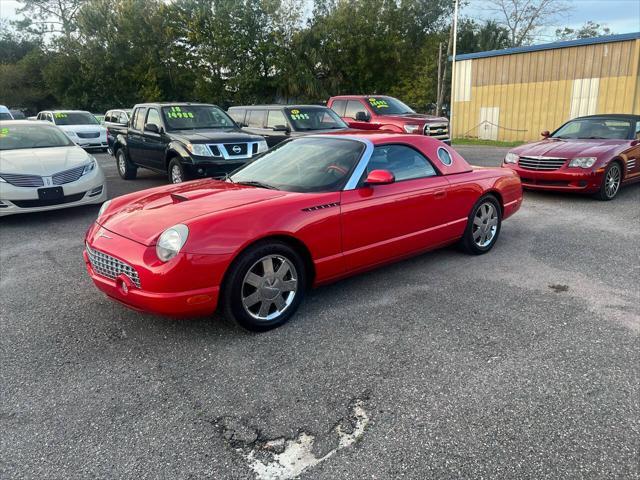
xmin=503 ymin=133 xmax=640 ymax=193
xmin=85 ymin=134 xmax=522 ymax=317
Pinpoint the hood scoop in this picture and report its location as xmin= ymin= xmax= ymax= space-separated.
xmin=171 ymin=193 xmax=189 ymax=204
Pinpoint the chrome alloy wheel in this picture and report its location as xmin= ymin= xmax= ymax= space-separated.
xmin=241 ymin=255 xmax=298 ymax=321
xmin=117 ymin=151 xmax=127 ymax=176
xmin=604 ymin=164 xmax=621 ymax=198
xmin=472 ymin=202 xmax=498 ymax=247
xmin=170 ymin=164 xmax=183 ymax=183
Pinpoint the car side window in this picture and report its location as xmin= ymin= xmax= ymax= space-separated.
xmin=228 ymin=109 xmax=246 ymax=125
xmin=267 ymin=110 xmax=287 ymax=128
xmin=247 ymin=110 xmax=266 ymax=128
xmin=344 ymin=100 xmax=367 ymax=120
xmin=636 ymin=121 xmax=640 ymax=139
xmin=365 ymin=145 xmax=437 ymax=182
xmin=146 ymin=108 xmax=161 ymax=127
xmin=117 ymin=112 xmax=127 ymax=124
xmin=47 ymin=113 xmax=54 ymax=123
xmin=133 ymin=108 xmax=146 ymax=131
xmin=331 ymin=100 xmax=347 ymax=117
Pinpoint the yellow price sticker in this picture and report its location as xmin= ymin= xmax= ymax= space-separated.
xmin=291 ymin=109 xmax=300 ymax=114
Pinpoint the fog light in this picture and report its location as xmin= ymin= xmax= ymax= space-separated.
xmin=116 ymin=275 xmax=133 ymax=295
xmin=198 ymin=168 xmax=204 ymax=174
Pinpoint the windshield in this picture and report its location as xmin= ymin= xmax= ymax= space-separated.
xmin=53 ymin=112 xmax=99 ymax=126
xmin=552 ymin=118 xmax=633 ymax=140
xmin=162 ymin=105 xmax=235 ymax=130
xmin=285 ymin=107 xmax=347 ymax=131
xmin=230 ymin=137 xmax=364 ymax=193
xmin=0 ymin=124 xmax=74 ymax=150
xmin=366 ymin=96 xmax=415 ymax=115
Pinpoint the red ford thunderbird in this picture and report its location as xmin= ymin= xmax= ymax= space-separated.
xmin=503 ymin=114 xmax=640 ymax=200
xmin=84 ymin=133 xmax=522 ymax=330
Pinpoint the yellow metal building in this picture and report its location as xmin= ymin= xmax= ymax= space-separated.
xmin=451 ymin=32 xmax=640 ymax=142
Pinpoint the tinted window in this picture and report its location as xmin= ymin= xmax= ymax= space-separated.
xmin=228 ymin=109 xmax=246 ymax=125
xmin=285 ymin=107 xmax=347 ymax=131
xmin=552 ymin=118 xmax=633 ymax=140
xmin=247 ymin=109 xmax=266 ymax=128
xmin=230 ymin=137 xmax=364 ymax=193
xmin=162 ymin=105 xmax=234 ymax=130
xmin=133 ymin=108 xmax=146 ymax=130
xmin=331 ymin=100 xmax=347 ymax=117
xmin=365 ymin=96 xmax=415 ymax=115
xmin=0 ymin=113 xmax=12 ymax=120
xmin=52 ymin=111 xmax=99 ymax=126
xmin=146 ymin=108 xmax=161 ymax=127
xmin=344 ymin=100 xmax=367 ymax=119
xmin=0 ymin=124 xmax=74 ymax=150
xmin=267 ymin=110 xmax=288 ymax=128
xmin=366 ymin=145 xmax=437 ymax=181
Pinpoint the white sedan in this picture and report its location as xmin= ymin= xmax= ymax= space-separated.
xmin=36 ymin=110 xmax=108 ymax=151
xmin=0 ymin=121 xmax=107 ymax=216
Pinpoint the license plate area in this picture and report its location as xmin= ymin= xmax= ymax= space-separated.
xmin=38 ymin=187 xmax=64 ymax=201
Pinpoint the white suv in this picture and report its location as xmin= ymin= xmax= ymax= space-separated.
xmin=36 ymin=110 xmax=108 ymax=151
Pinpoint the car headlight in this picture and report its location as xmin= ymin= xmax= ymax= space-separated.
xmin=568 ymin=157 xmax=597 ymax=168
xmin=156 ymin=224 xmax=189 ymax=262
xmin=82 ymin=157 xmax=97 ymax=175
xmin=403 ymin=124 xmax=420 ymax=134
xmin=186 ymin=143 xmax=212 ymax=157
xmin=97 ymin=199 xmax=111 ymax=217
xmin=257 ymin=140 xmax=268 ymax=153
xmin=504 ymin=152 xmax=519 ymax=164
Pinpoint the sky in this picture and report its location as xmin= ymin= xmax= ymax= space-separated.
xmin=1 ymin=0 xmax=639 ymax=41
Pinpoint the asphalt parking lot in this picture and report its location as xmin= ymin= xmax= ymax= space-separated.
xmin=1 ymin=147 xmax=638 ymax=479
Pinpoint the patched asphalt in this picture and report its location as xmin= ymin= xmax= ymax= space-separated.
xmin=1 ymin=146 xmax=638 ymax=479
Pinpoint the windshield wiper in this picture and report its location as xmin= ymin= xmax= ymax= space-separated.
xmin=236 ymin=180 xmax=278 ymax=190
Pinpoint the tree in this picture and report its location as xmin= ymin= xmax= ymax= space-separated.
xmin=486 ymin=0 xmax=572 ymax=47
xmin=555 ymin=21 xmax=612 ymax=41
xmin=14 ymin=0 xmax=88 ymax=42
xmin=457 ymin=18 xmax=511 ymax=54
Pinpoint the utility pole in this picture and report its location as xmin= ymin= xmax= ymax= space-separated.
xmin=436 ymin=42 xmax=443 ymax=116
xmin=449 ymin=0 xmax=459 ymax=137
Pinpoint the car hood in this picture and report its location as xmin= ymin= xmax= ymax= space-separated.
xmin=511 ymin=138 xmax=625 ymax=158
xmin=0 ymin=146 xmax=91 ymax=176
xmin=99 ymin=180 xmax=289 ymax=245
xmin=57 ymin=124 xmax=106 ymax=133
xmin=169 ymin=128 xmax=264 ymax=144
xmin=380 ymin=113 xmax=448 ymax=124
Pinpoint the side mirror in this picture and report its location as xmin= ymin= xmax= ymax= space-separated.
xmin=355 ymin=111 xmax=369 ymax=122
xmin=365 ymin=169 xmax=395 ymax=186
xmin=541 ymin=130 xmax=550 ymax=138
xmin=272 ymin=124 xmax=289 ymax=132
xmin=145 ymin=123 xmax=160 ymax=133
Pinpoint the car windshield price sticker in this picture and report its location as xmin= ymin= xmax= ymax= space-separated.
xmin=289 ymin=109 xmax=309 ymax=120
xmin=55 ymin=113 xmax=68 ymax=118
xmin=369 ymin=98 xmax=389 ymax=108
xmin=0 ymin=128 xmax=9 ymax=137
xmin=167 ymin=106 xmax=194 ymax=119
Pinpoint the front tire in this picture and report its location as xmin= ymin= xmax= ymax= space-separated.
xmin=460 ymin=195 xmax=502 ymax=255
xmin=116 ymin=149 xmax=137 ymax=180
xmin=595 ymin=162 xmax=622 ymax=201
xmin=221 ymin=241 xmax=306 ymax=331
xmin=168 ymin=158 xmax=189 ymax=184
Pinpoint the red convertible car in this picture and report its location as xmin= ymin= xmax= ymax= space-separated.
xmin=503 ymin=114 xmax=640 ymax=200
xmin=84 ymin=133 xmax=522 ymax=330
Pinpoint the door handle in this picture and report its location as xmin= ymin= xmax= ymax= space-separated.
xmin=434 ymin=190 xmax=446 ymax=199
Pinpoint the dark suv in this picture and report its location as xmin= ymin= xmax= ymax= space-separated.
xmin=111 ymin=102 xmax=267 ymax=183
xmin=228 ymin=105 xmax=349 ymax=147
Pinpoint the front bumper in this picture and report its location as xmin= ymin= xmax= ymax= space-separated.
xmin=84 ymin=223 xmax=230 ymax=317
xmin=0 ymin=169 xmax=107 ymax=216
xmin=185 ymin=158 xmax=251 ymax=178
xmin=502 ymin=164 xmax=604 ymax=193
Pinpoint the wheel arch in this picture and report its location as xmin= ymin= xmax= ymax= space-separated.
xmin=608 ymin=157 xmax=626 ymax=179
xmin=483 ymin=189 xmax=504 ymax=215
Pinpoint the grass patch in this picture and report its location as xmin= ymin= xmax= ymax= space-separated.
xmin=452 ymin=138 xmax=525 ymax=148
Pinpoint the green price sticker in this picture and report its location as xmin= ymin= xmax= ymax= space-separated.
xmin=55 ymin=113 xmax=68 ymax=118
xmin=369 ymin=98 xmax=388 ymax=108
xmin=0 ymin=127 xmax=9 ymax=137
xmin=291 ymin=113 xmax=309 ymax=120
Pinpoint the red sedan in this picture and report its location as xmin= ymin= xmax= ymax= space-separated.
xmin=503 ymin=114 xmax=640 ymax=200
xmin=84 ymin=133 xmax=522 ymax=330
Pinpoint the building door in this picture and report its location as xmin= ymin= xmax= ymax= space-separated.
xmin=479 ymin=107 xmax=499 ymax=140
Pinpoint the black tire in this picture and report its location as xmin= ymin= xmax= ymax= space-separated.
xmin=221 ymin=241 xmax=307 ymax=332
xmin=101 ymin=148 xmax=108 ymax=153
xmin=460 ymin=195 xmax=502 ymax=255
xmin=116 ymin=148 xmax=137 ymax=180
xmin=594 ymin=162 xmax=622 ymax=201
xmin=168 ymin=158 xmax=189 ymax=184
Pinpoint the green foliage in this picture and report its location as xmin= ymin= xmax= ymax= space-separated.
xmin=4 ymin=0 xmax=455 ymax=113
xmin=457 ymin=19 xmax=510 ymax=54
xmin=555 ymin=21 xmax=613 ymax=41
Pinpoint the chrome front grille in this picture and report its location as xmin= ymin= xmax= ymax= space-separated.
xmin=0 ymin=173 xmax=44 ymax=187
xmin=86 ymin=243 xmax=141 ymax=287
xmin=424 ymin=123 xmax=449 ymax=139
xmin=518 ymin=156 xmax=567 ymax=171
xmin=53 ymin=165 xmax=84 ymax=185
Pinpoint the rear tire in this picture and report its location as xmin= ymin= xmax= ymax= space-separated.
xmin=221 ymin=241 xmax=307 ymax=332
xmin=116 ymin=148 xmax=137 ymax=180
xmin=595 ymin=162 xmax=621 ymax=201
xmin=460 ymin=195 xmax=502 ymax=255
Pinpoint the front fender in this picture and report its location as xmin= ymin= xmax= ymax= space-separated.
xmin=379 ymin=124 xmax=404 ymax=133
xmin=167 ymin=141 xmax=191 ymax=163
